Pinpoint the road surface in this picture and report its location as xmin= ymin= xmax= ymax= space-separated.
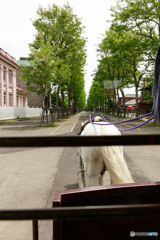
xmin=0 ymin=111 xmax=160 ymax=240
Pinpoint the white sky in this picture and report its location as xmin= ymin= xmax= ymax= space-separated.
xmin=0 ymin=0 xmax=135 ymax=97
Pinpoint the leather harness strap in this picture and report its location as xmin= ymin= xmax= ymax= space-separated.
xmin=77 ymin=118 xmax=105 ymax=135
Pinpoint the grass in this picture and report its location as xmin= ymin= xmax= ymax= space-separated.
xmin=106 ymin=114 xmax=142 ymax=120
xmin=144 ymin=122 xmax=160 ymax=127
xmin=111 ymin=115 xmax=130 ymax=119
xmin=54 ymin=119 xmax=67 ymax=122
xmin=35 ymin=123 xmax=60 ymax=127
xmin=0 ymin=113 xmax=76 ymax=125
xmin=0 ymin=116 xmax=41 ymax=124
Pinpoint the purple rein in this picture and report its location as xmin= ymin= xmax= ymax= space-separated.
xmin=89 ymin=112 xmax=154 ymax=131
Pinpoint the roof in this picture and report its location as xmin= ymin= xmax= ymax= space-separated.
xmin=16 ymin=58 xmax=30 ymax=66
xmin=125 ymin=94 xmax=136 ymax=98
xmin=16 ymin=86 xmax=24 ymax=91
xmin=124 ymin=99 xmax=140 ymax=106
xmin=125 ymin=94 xmax=141 ymax=98
xmin=119 ymin=94 xmax=141 ymax=99
xmin=16 ymin=86 xmax=30 ymax=95
xmin=0 ymin=48 xmax=19 ymax=69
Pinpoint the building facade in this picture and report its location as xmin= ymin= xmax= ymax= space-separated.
xmin=119 ymin=94 xmax=141 ymax=108
xmin=16 ymin=58 xmax=43 ymax=108
xmin=0 ymin=48 xmax=29 ymax=108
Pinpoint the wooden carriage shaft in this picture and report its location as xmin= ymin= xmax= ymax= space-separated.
xmin=0 ymin=134 xmax=159 ymax=147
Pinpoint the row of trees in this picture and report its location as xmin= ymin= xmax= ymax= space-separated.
xmin=20 ymin=3 xmax=87 ymax=117
xmin=87 ymin=0 xmax=160 ymax=116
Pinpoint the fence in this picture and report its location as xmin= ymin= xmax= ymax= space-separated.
xmin=0 ymin=107 xmax=43 ymax=120
xmin=40 ymin=108 xmax=76 ymax=124
xmin=0 ymin=134 xmax=160 ymax=240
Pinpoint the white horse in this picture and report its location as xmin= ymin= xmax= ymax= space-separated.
xmin=78 ymin=116 xmax=134 ymax=187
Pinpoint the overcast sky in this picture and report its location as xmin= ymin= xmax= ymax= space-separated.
xmin=0 ymin=0 xmax=134 ymax=97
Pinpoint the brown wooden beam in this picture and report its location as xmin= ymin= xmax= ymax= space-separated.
xmin=0 ymin=135 xmax=160 ymax=147
xmin=1 ymin=204 xmax=160 ymax=220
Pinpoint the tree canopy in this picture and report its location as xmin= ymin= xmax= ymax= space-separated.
xmin=20 ymin=3 xmax=87 ymax=117
xmin=87 ymin=0 xmax=158 ymax=115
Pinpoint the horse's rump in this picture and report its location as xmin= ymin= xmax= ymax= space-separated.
xmin=79 ymin=119 xmax=134 ymax=186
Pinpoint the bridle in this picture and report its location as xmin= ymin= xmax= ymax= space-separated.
xmin=89 ymin=112 xmax=154 ymax=131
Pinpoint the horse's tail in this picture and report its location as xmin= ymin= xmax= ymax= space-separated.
xmin=99 ymin=146 xmax=134 ymax=184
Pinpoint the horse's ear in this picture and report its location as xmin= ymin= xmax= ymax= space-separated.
xmin=90 ymin=111 xmax=93 ymax=118
xmin=82 ymin=122 xmax=84 ymax=126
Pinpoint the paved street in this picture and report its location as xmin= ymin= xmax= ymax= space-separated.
xmin=0 ymin=114 xmax=82 ymax=240
xmin=0 ymin=112 xmax=160 ymax=240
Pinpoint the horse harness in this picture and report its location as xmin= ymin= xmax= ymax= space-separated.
xmin=77 ymin=118 xmax=105 ymax=135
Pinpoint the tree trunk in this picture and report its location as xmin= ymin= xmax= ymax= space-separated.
xmin=61 ymin=88 xmax=64 ymax=118
xmin=56 ymin=86 xmax=60 ymax=119
xmin=135 ymin=85 xmax=139 ymax=117
xmin=42 ymin=93 xmax=45 ymax=124
xmin=100 ymin=100 xmax=103 ymax=113
xmin=42 ymin=93 xmax=45 ymax=108
xmin=43 ymin=83 xmax=48 ymax=124
xmin=112 ymin=89 xmax=117 ymax=115
xmin=117 ymin=88 xmax=120 ymax=100
xmin=68 ymin=88 xmax=71 ymax=115
xmin=104 ymin=95 xmax=106 ymax=113
xmin=74 ymin=97 xmax=77 ymax=114
xmin=47 ymin=91 xmax=51 ymax=124
xmin=120 ymin=88 xmax=126 ymax=117
xmin=108 ymin=97 xmax=110 ymax=114
xmin=46 ymin=96 xmax=48 ymax=124
xmin=117 ymin=88 xmax=120 ymax=116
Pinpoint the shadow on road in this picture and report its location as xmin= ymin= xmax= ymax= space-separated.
xmin=64 ymin=183 xmax=79 ymax=190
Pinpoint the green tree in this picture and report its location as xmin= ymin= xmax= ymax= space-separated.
xmin=110 ymin=0 xmax=159 ymax=60
xmin=31 ymin=3 xmax=86 ymax=116
xmin=20 ymin=33 xmax=54 ymax=123
xmin=93 ymin=29 xmax=134 ymax=116
xmin=110 ymin=0 xmax=158 ymax=115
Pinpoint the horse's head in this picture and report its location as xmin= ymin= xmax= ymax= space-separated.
xmin=94 ymin=116 xmax=103 ymax=122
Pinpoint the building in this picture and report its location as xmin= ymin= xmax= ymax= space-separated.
xmin=16 ymin=58 xmax=43 ymax=108
xmin=0 ymin=48 xmax=29 ymax=107
xmin=119 ymin=94 xmax=141 ymax=108
xmin=0 ymin=49 xmax=43 ymax=120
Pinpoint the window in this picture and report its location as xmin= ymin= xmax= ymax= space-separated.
xmin=19 ymin=96 xmax=21 ymax=107
xmin=9 ymin=95 xmax=12 ymax=107
xmin=17 ymin=96 xmax=19 ymax=107
xmin=3 ymin=67 xmax=6 ymax=82
xmin=4 ymin=93 xmax=6 ymax=105
xmin=23 ymin=97 xmax=25 ymax=107
xmin=9 ymin=70 xmax=13 ymax=85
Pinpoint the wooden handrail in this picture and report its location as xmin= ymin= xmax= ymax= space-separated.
xmin=0 ymin=134 xmax=160 ymax=147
